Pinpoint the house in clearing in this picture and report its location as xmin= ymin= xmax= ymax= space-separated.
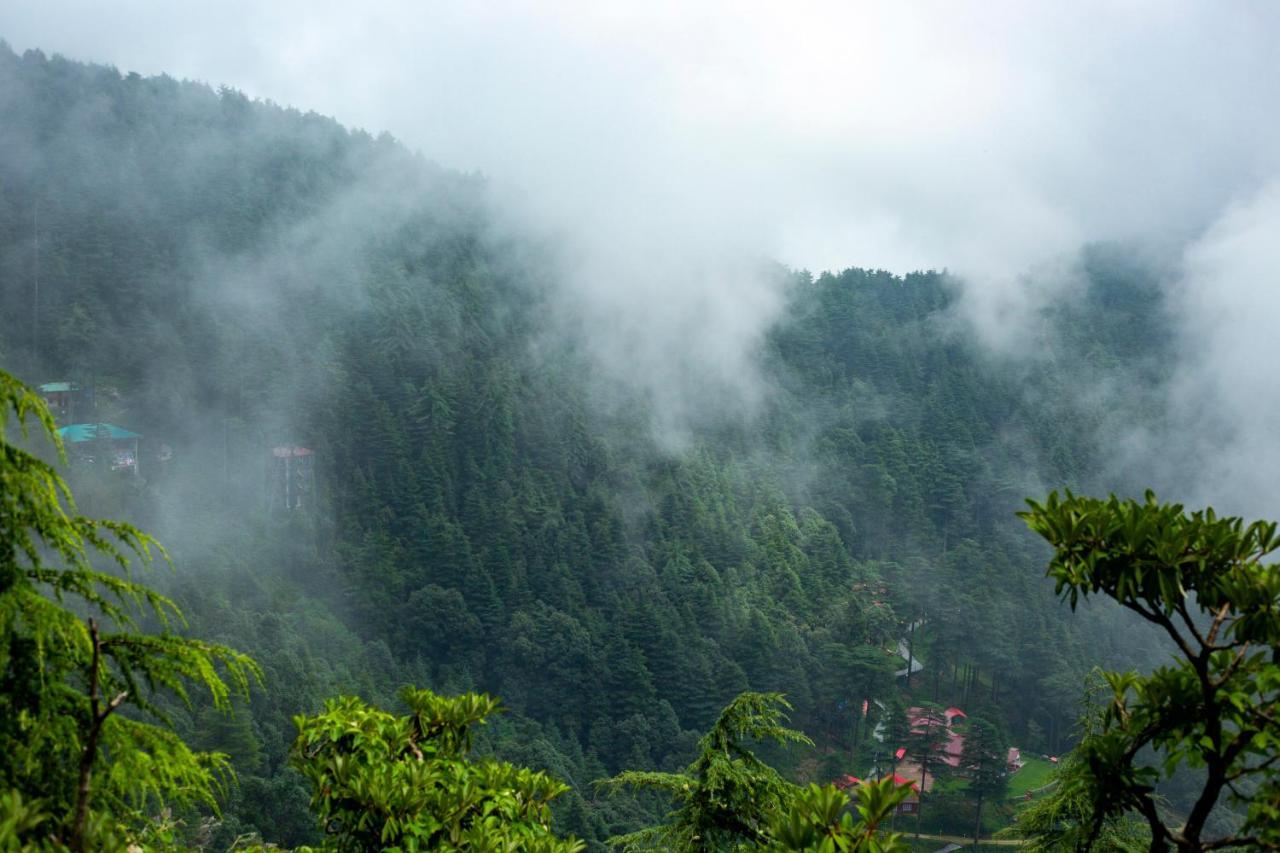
xmin=895 ymin=705 xmax=970 ymax=790
xmin=907 ymin=706 xmax=967 ymax=769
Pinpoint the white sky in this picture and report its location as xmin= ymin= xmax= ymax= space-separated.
xmin=7 ymin=1 xmax=1280 ymax=277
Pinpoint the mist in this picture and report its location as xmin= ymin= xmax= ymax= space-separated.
xmin=7 ymin=9 xmax=1280 ymax=846
xmin=7 ymin=2 xmax=1279 ymax=459
xmin=1116 ymin=183 xmax=1280 ymax=519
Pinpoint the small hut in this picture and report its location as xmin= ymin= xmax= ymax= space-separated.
xmin=57 ymin=423 xmax=142 ymax=476
xmin=38 ymin=382 xmax=87 ymax=424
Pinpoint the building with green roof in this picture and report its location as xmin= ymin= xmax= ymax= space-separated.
xmin=56 ymin=423 xmax=141 ymax=475
xmin=37 ymin=381 xmax=86 ymax=423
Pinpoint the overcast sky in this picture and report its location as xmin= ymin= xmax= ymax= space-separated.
xmin=9 ymin=2 xmax=1280 ymax=504
xmin=7 ymin=1 xmax=1280 ymax=277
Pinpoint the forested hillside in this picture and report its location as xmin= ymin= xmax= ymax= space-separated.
xmin=0 ymin=43 xmax=1177 ymax=847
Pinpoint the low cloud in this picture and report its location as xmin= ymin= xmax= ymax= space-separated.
xmin=7 ymin=1 xmax=1280 ymax=459
xmin=1132 ymin=183 xmax=1280 ymax=518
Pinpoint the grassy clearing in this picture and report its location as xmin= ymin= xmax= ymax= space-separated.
xmin=1006 ymin=755 xmax=1057 ymax=798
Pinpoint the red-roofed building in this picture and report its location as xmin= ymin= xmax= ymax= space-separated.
xmin=889 ymin=775 xmax=921 ymax=815
xmin=904 ymin=706 xmax=968 ymax=775
xmin=890 ymin=773 xmax=919 ymax=790
xmin=942 ymin=729 xmax=965 ymax=768
xmin=832 ymin=773 xmax=920 ymax=815
xmin=907 ymin=708 xmax=946 ymax=730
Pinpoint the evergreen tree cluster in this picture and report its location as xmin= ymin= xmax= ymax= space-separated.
xmin=0 ymin=44 xmax=1186 ymax=846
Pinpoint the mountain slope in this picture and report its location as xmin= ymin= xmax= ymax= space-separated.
xmin=0 ymin=43 xmax=1172 ymax=846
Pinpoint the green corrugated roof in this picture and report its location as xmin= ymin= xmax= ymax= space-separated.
xmin=58 ymin=423 xmax=141 ymax=442
xmin=38 ymin=382 xmax=79 ymax=393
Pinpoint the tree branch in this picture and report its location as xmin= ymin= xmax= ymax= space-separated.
xmin=70 ymin=619 xmax=128 ymax=852
xmin=1205 ymin=601 xmax=1232 ymax=647
xmin=1201 ymin=835 xmax=1269 ymax=851
xmin=1120 ymin=600 xmax=1198 ymax=665
xmin=1213 ymin=642 xmax=1252 ymax=689
xmin=1133 ymin=792 xmax=1172 ymax=852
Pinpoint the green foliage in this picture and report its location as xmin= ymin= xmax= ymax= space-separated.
xmin=1001 ymin=747 xmax=1151 ymax=852
xmin=0 ymin=43 xmax=1210 ymax=846
xmin=1021 ymin=490 xmax=1280 ymax=851
xmin=0 ymin=791 xmax=54 ymax=852
xmin=290 ymin=686 xmax=584 ymax=851
xmin=1002 ymin=682 xmax=1156 ymax=851
xmin=0 ymin=370 xmax=260 ymax=849
xmin=765 ymin=779 xmax=911 ymax=852
xmin=902 ymin=711 xmax=949 ymax=814
xmin=958 ymin=716 xmax=1007 ymax=845
xmin=601 ymin=692 xmax=813 ymax=851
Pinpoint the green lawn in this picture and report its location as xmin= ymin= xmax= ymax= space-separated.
xmin=1006 ymin=756 xmax=1057 ymax=798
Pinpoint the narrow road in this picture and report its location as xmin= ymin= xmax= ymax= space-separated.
xmin=894 ymin=638 xmax=924 ymax=677
xmin=894 ymin=619 xmax=925 ymax=677
xmin=907 ymin=830 xmax=1023 ymax=846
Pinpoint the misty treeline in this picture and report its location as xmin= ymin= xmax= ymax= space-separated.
xmin=0 ymin=43 xmax=1231 ymax=847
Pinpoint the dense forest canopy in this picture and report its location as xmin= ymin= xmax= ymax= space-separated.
xmin=0 ymin=43 xmax=1251 ymax=847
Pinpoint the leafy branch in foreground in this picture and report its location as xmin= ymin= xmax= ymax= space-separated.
xmin=0 ymin=369 xmax=261 ymax=849
xmin=1001 ymin=744 xmax=1152 ymax=851
xmin=766 ymin=778 xmax=911 ymax=853
xmin=290 ymin=687 xmax=583 ymax=851
xmin=1001 ymin=673 xmax=1153 ymax=851
xmin=1020 ymin=490 xmax=1280 ymax=852
xmin=600 ymin=691 xmax=813 ymax=851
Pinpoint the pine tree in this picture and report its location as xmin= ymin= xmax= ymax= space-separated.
xmin=959 ymin=716 xmax=1007 ymax=847
xmin=903 ymin=709 xmax=950 ymax=824
xmin=0 ymin=370 xmax=260 ymax=849
xmin=600 ymin=692 xmax=813 ymax=851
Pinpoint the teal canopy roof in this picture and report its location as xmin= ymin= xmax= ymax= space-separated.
xmin=38 ymin=382 xmax=79 ymax=393
xmin=58 ymin=423 xmax=141 ymax=442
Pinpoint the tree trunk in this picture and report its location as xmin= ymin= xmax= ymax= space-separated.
xmin=71 ymin=620 xmax=103 ymax=851
xmin=918 ymin=761 xmax=928 ymax=837
xmin=72 ymin=726 xmax=99 ymax=851
xmin=973 ymin=792 xmax=984 ymax=848
xmin=71 ymin=620 xmax=126 ymax=853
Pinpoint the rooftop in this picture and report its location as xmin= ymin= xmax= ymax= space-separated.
xmin=58 ymin=423 xmax=141 ymax=442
